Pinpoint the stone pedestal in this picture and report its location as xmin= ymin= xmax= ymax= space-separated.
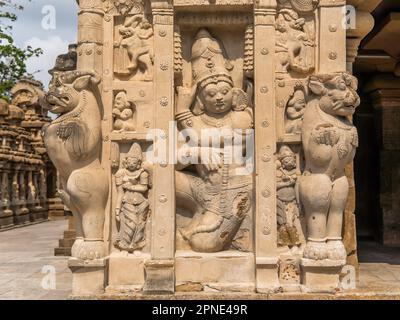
xmin=47 ymin=197 xmax=66 ymax=220
xmin=0 ymin=209 xmax=14 ymax=229
xmin=68 ymin=258 xmax=107 ymax=296
xmin=175 ymin=251 xmax=255 ymax=292
xmin=143 ymin=260 xmax=175 ymax=294
xmin=300 ymin=259 xmax=345 ymax=293
xmin=107 ymin=252 xmax=150 ymax=292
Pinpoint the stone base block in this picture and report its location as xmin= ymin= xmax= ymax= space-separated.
xmin=256 ymin=257 xmax=280 ymax=293
xmin=108 ymin=251 xmax=150 ymax=288
xmin=175 ymin=250 xmax=255 ymax=293
xmin=300 ymin=258 xmax=346 ymax=293
xmin=30 ymin=210 xmax=48 ymax=222
xmin=54 ymin=247 xmax=72 ymax=256
xmin=14 ymin=212 xmax=30 ymax=225
xmin=0 ymin=210 xmax=14 ymax=229
xmin=68 ymin=258 xmax=107 ymax=296
xmin=143 ymin=259 xmax=174 ymax=294
xmin=47 ymin=197 xmax=66 ymax=220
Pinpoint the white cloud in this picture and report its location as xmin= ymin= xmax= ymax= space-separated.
xmin=23 ymin=36 xmax=70 ymax=87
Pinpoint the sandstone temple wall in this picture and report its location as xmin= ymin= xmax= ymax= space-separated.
xmin=42 ymin=0 xmax=371 ymax=296
xmin=0 ymin=78 xmax=60 ymax=229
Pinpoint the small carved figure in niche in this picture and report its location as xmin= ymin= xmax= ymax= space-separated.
xmin=115 ymin=14 xmax=154 ymax=80
xmin=275 ymin=8 xmax=315 ymax=76
xmin=114 ymin=143 xmax=150 ymax=252
xmin=113 ymin=91 xmax=136 ymax=132
xmin=298 ymin=73 xmax=360 ymax=261
xmin=285 ymin=86 xmax=306 ymax=134
xmin=276 ymin=145 xmax=304 ymax=252
xmin=175 ymin=29 xmax=253 ymax=253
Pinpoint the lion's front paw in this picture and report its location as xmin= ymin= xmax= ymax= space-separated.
xmin=303 ymin=241 xmax=328 ymax=260
xmin=76 ymin=240 xmax=105 ymax=260
xmin=326 ymin=240 xmax=346 ymax=261
xmin=71 ymin=237 xmax=84 ymax=258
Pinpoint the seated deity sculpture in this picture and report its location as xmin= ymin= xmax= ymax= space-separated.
xmin=285 ymin=87 xmax=306 ymax=134
xmin=113 ymin=91 xmax=136 ymax=132
xmin=175 ymin=29 xmax=254 ymax=253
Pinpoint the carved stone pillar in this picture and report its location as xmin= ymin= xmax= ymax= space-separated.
xmin=318 ymin=0 xmax=346 ymax=73
xmin=299 ymin=0 xmax=351 ymax=293
xmin=0 ymin=167 xmax=13 ymax=228
xmin=67 ymin=0 xmax=108 ymax=297
xmin=365 ymin=76 xmax=400 ymax=246
xmin=344 ymin=6 xmax=374 ymax=269
xmin=254 ymin=0 xmax=280 ymax=293
xmin=143 ymin=2 xmax=175 ymax=294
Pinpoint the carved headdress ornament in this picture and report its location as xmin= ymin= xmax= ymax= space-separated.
xmin=126 ymin=142 xmax=143 ymax=162
xmin=278 ymin=145 xmax=295 ymax=161
xmin=191 ymin=29 xmax=234 ymax=89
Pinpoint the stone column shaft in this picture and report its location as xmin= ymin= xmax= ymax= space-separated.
xmin=254 ymin=0 xmax=279 ymax=292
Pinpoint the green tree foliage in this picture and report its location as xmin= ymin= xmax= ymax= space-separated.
xmin=0 ymin=0 xmax=42 ymax=99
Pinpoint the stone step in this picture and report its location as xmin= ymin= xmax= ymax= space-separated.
xmin=59 ymin=238 xmax=75 ymax=247
xmin=64 ymin=230 xmax=76 ymax=238
xmin=54 ymin=247 xmax=72 ymax=256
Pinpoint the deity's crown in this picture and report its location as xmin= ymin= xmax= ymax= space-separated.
xmin=126 ymin=142 xmax=143 ymax=161
xmin=278 ymin=145 xmax=295 ymax=161
xmin=288 ymin=87 xmax=306 ymax=106
xmin=190 ymin=28 xmax=233 ymax=89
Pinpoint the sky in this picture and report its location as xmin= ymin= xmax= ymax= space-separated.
xmin=10 ymin=0 xmax=78 ymax=87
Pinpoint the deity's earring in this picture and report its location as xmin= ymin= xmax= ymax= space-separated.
xmin=232 ymin=88 xmax=248 ymax=111
xmin=192 ymin=96 xmax=205 ymax=116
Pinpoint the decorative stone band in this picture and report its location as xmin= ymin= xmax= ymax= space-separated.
xmin=78 ymin=9 xmax=104 ymax=45
xmin=254 ymin=8 xmax=276 ymax=26
xmin=319 ymin=0 xmax=346 ymax=7
xmin=176 ymin=13 xmax=252 ymax=27
xmin=152 ymin=9 xmax=174 ymax=25
xmin=78 ymin=0 xmax=104 ymax=10
xmin=174 ymin=0 xmax=253 ymax=6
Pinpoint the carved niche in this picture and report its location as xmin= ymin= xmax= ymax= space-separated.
xmin=112 ymin=91 xmax=137 ymax=132
xmin=275 ymin=0 xmax=317 ymax=79
xmin=174 ymin=26 xmax=254 ymax=253
xmin=114 ymin=142 xmax=151 ymax=253
xmin=113 ymin=1 xmax=154 ymax=81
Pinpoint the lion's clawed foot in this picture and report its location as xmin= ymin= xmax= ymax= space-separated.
xmin=303 ymin=240 xmax=328 ymax=260
xmin=326 ymin=240 xmax=347 ymax=261
xmin=72 ymin=239 xmax=104 ymax=260
xmin=71 ymin=237 xmax=84 ymax=258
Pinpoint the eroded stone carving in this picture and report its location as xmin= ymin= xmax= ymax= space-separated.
xmin=113 ymin=91 xmax=136 ymax=132
xmin=0 ymin=78 xmax=55 ymax=227
xmin=114 ymin=142 xmax=150 ymax=252
xmin=278 ymin=0 xmax=320 ymax=14
xmin=285 ymin=85 xmax=306 ymax=134
xmin=275 ymin=7 xmax=315 ymax=78
xmin=43 ymin=71 xmax=109 ymax=260
xmin=175 ymin=28 xmax=253 ymax=253
xmin=298 ymin=73 xmax=360 ymax=261
xmin=114 ymin=14 xmax=154 ymax=80
xmin=276 ymin=145 xmax=304 ymax=252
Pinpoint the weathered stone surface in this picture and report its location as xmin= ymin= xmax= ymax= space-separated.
xmin=0 ymin=78 xmax=59 ymax=230
xmin=42 ymin=0 xmax=366 ymax=296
